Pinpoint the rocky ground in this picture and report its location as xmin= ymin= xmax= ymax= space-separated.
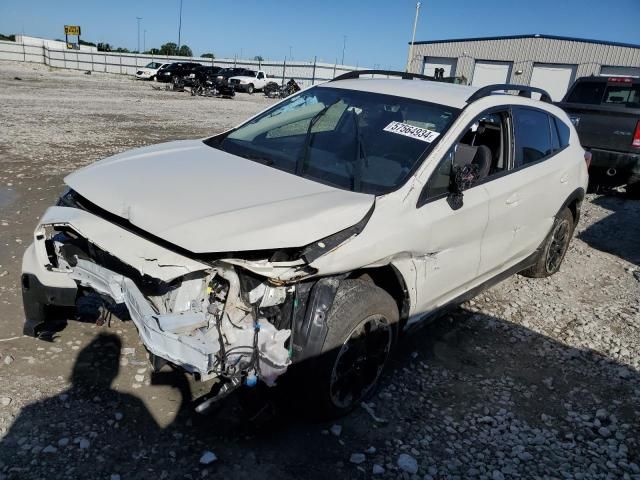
xmin=0 ymin=61 xmax=638 ymax=480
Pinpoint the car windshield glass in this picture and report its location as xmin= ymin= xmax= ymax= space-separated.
xmin=215 ymin=86 xmax=459 ymax=195
xmin=145 ymin=62 xmax=161 ymax=69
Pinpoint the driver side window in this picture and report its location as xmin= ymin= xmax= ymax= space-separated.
xmin=421 ymin=110 xmax=511 ymax=203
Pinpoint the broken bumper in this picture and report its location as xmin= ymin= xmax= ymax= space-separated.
xmin=21 ymin=206 xmax=292 ymax=382
xmin=21 ymin=243 xmax=78 ymax=336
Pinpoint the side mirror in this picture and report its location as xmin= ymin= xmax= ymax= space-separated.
xmin=447 ymin=163 xmax=479 ymax=211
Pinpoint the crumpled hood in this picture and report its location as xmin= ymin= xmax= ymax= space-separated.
xmin=65 ymin=140 xmax=374 ymax=253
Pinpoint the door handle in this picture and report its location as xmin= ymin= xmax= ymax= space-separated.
xmin=505 ymin=194 xmax=520 ymax=206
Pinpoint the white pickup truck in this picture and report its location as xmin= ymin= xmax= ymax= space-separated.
xmin=228 ymin=69 xmax=268 ymax=94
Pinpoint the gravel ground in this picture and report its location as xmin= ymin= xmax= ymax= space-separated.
xmin=0 ymin=61 xmax=639 ymax=480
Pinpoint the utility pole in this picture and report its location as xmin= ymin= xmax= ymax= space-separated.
xmin=177 ymin=0 xmax=183 ymax=52
xmin=406 ymin=1 xmax=421 ymax=72
xmin=143 ymin=29 xmax=146 ymax=53
xmin=341 ymin=35 xmax=346 ymax=65
xmin=136 ymin=17 xmax=142 ymax=53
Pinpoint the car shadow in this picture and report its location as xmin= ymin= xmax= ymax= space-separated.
xmin=578 ymin=194 xmax=640 ymax=265
xmin=1 ymin=308 xmax=638 ymax=479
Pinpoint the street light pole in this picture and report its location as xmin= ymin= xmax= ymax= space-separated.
xmin=341 ymin=35 xmax=346 ymax=65
xmin=143 ymin=29 xmax=146 ymax=53
xmin=136 ymin=17 xmax=142 ymax=53
xmin=177 ymin=0 xmax=183 ymax=52
xmin=406 ymin=1 xmax=421 ymax=72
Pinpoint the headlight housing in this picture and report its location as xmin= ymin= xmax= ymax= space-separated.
xmin=56 ymin=188 xmax=80 ymax=208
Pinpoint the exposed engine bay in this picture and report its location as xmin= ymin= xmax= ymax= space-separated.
xmin=44 ymin=223 xmax=296 ymax=392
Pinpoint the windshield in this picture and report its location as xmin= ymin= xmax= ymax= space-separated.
xmin=215 ymin=86 xmax=458 ymax=195
xmin=144 ymin=62 xmax=162 ymax=69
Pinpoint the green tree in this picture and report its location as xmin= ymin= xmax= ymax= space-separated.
xmin=0 ymin=33 xmax=15 ymax=41
xmin=145 ymin=48 xmax=161 ymax=55
xmin=114 ymin=47 xmax=130 ymax=53
xmin=177 ymin=45 xmax=193 ymax=57
xmin=97 ymin=42 xmax=112 ymax=52
xmin=159 ymin=42 xmax=178 ymax=56
xmin=253 ymin=55 xmax=264 ymax=61
xmin=201 ymin=52 xmax=215 ymax=59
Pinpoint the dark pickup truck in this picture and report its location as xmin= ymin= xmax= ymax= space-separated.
xmin=557 ymin=76 xmax=640 ymax=195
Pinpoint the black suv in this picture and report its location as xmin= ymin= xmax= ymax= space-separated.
xmin=156 ymin=62 xmax=203 ymax=83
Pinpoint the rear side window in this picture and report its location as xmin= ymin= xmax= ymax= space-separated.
xmin=554 ymin=117 xmax=570 ymax=148
xmin=513 ymin=108 xmax=552 ymax=166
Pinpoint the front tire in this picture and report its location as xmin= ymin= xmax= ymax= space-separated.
xmin=520 ymin=207 xmax=575 ymax=278
xmin=304 ymin=280 xmax=398 ymax=418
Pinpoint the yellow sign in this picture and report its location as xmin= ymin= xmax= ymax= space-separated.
xmin=64 ymin=25 xmax=81 ymax=36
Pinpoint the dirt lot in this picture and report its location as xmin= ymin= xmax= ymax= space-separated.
xmin=0 ymin=62 xmax=639 ymax=480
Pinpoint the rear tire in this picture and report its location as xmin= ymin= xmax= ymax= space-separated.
xmin=303 ymin=280 xmax=398 ymax=418
xmin=246 ymin=84 xmax=254 ymax=94
xmin=520 ymin=207 xmax=575 ymax=278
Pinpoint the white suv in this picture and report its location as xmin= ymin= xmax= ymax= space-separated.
xmin=21 ymin=71 xmax=588 ymax=416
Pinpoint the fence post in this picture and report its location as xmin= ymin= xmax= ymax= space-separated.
xmin=282 ymin=57 xmax=286 ymax=84
xmin=234 ymin=54 xmax=237 ymax=68
xmin=22 ymin=40 xmax=26 ymax=62
xmin=312 ymin=56 xmax=317 ymax=85
xmin=333 ymin=59 xmax=337 ymax=78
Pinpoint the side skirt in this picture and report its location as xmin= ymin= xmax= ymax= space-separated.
xmin=404 ymin=251 xmax=538 ymax=333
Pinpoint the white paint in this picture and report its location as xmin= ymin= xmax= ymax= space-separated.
xmin=530 ymin=63 xmax=577 ymax=101
xmin=64 ymin=140 xmax=375 ymax=253
xmin=471 ymin=61 xmax=512 ymax=87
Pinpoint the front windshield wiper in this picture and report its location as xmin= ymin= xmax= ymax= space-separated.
xmin=296 ymin=98 xmax=341 ymax=176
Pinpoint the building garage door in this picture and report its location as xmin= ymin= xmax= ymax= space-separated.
xmin=423 ymin=56 xmax=457 ymax=77
xmin=472 ymin=61 xmax=512 ymax=87
xmin=530 ymin=64 xmax=577 ymax=101
xmin=600 ymin=66 xmax=640 ymax=78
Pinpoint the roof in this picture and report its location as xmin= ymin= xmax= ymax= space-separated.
xmin=318 ymin=78 xmax=479 ymax=109
xmin=410 ymin=34 xmax=640 ymax=50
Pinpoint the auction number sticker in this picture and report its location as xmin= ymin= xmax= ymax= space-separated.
xmin=383 ymin=121 xmax=440 ymax=143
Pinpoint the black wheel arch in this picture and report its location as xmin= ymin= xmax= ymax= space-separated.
xmin=558 ymin=187 xmax=585 ymax=226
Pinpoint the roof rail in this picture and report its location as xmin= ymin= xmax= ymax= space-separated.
xmin=331 ymin=69 xmax=434 ymax=82
xmin=467 ymin=84 xmax=552 ymax=103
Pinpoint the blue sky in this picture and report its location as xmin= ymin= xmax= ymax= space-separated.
xmin=1 ymin=0 xmax=638 ymax=68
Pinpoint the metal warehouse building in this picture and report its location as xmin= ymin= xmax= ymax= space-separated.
xmin=407 ymin=34 xmax=640 ymax=101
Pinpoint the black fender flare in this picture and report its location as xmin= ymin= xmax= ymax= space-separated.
xmin=557 ymin=187 xmax=585 ymax=225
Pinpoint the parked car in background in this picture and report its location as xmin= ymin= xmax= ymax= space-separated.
xmin=557 ymin=76 xmax=640 ymax=196
xmin=228 ymin=69 xmax=269 ymax=93
xmin=21 ymin=71 xmax=588 ymax=417
xmin=156 ymin=62 xmax=202 ymax=83
xmin=135 ymin=62 xmax=170 ymax=81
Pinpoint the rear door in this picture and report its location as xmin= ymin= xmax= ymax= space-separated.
xmin=480 ymin=108 xmax=574 ymax=276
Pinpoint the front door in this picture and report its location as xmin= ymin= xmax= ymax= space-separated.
xmin=411 ymin=155 xmax=490 ymax=316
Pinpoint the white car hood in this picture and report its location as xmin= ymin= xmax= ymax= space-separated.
xmin=65 ymin=140 xmax=374 ymax=253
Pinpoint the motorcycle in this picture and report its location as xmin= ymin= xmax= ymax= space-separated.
xmin=264 ymin=78 xmax=301 ymax=99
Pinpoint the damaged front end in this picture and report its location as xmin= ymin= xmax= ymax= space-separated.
xmin=23 ymin=201 xmax=356 ymax=402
